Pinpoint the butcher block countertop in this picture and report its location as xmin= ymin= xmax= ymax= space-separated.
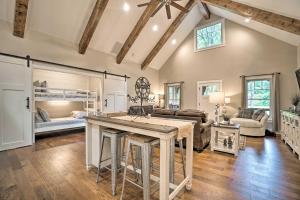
xmin=86 ymin=115 xmax=178 ymax=134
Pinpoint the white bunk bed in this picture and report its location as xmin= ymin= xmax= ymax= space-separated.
xmin=33 ymin=86 xmax=97 ymax=134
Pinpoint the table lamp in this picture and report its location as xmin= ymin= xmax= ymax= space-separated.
xmin=209 ymin=92 xmax=225 ymax=124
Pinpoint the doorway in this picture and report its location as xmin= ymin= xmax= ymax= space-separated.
xmin=197 ymin=80 xmax=222 ymax=120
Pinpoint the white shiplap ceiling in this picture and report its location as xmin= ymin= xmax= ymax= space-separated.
xmin=0 ymin=0 xmax=299 ymax=70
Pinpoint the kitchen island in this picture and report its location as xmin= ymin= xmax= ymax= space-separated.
xmin=85 ymin=115 xmax=195 ymax=200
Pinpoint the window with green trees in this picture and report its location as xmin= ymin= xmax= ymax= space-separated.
xmin=246 ymin=79 xmax=271 ymax=110
xmin=195 ymin=19 xmax=225 ymax=51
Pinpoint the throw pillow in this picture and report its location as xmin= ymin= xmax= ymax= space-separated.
xmin=37 ymin=107 xmax=50 ymax=122
xmin=40 ymin=81 xmax=48 ymax=92
xmin=252 ymin=109 xmax=265 ymax=121
xmin=33 ymin=81 xmax=41 ymax=92
xmin=256 ymin=111 xmax=266 ymax=121
xmin=238 ymin=108 xmax=255 ymax=119
xmin=72 ymin=111 xmax=87 ymax=119
xmin=34 ymin=112 xmax=44 ymax=123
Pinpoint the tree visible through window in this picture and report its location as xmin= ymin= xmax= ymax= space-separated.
xmin=195 ymin=19 xmax=224 ymax=51
xmin=246 ymin=79 xmax=271 ymax=110
xmin=167 ymin=84 xmax=181 ymax=110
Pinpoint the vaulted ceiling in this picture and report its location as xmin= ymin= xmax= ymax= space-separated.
xmin=0 ymin=0 xmax=299 ymax=70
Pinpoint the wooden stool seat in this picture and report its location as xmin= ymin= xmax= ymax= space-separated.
xmin=127 ymin=134 xmax=157 ymax=143
xmin=103 ymin=128 xmax=126 ymax=134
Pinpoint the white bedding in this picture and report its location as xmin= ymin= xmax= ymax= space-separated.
xmin=35 ymin=117 xmax=85 ymax=133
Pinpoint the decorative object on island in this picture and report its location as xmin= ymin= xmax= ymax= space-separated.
xmin=137 ymin=0 xmax=189 ymax=20
xmin=127 ymin=77 xmax=154 ymax=116
xmin=209 ymin=91 xmax=225 ymax=124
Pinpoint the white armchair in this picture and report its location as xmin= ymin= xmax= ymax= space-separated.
xmin=230 ymin=113 xmax=269 ymax=136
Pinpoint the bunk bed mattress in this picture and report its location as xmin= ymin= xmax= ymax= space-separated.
xmin=35 ymin=117 xmax=85 ymax=133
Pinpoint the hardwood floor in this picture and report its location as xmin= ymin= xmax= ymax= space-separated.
xmin=0 ymin=132 xmax=300 ymax=200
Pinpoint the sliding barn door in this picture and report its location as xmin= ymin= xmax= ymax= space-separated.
xmin=103 ymin=75 xmax=127 ymax=113
xmin=0 ymin=55 xmax=32 ymax=151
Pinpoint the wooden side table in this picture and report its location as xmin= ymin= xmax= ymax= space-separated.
xmin=211 ymin=123 xmax=241 ymax=156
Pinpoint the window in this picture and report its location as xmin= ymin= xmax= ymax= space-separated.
xmin=246 ymin=79 xmax=271 ymax=115
xmin=202 ymin=85 xmax=219 ymax=96
xmin=165 ymin=83 xmax=183 ymax=110
xmin=194 ymin=19 xmax=225 ymax=51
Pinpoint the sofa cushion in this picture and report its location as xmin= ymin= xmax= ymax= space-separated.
xmin=230 ymin=118 xmax=263 ymax=128
xmin=176 ymin=109 xmax=207 ymax=122
xmin=128 ymin=105 xmax=154 ymax=115
xmin=153 ymin=108 xmax=175 ymax=115
xmin=252 ymin=109 xmax=265 ymax=121
xmin=237 ymin=108 xmax=255 ymax=119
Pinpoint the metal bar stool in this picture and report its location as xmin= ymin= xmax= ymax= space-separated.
xmin=96 ymin=128 xmax=128 ymax=196
xmin=120 ymin=134 xmax=159 ymax=200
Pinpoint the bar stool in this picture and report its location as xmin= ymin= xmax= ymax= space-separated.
xmin=120 ymin=134 xmax=160 ymax=200
xmin=96 ymin=128 xmax=128 ymax=196
xmin=169 ymin=138 xmax=186 ymax=183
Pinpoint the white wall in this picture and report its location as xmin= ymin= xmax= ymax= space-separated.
xmin=33 ymin=69 xmax=90 ymax=90
xmin=298 ymin=45 xmax=300 ymax=68
xmin=159 ymin=17 xmax=298 ymax=114
xmin=0 ymin=20 xmax=160 ymax=100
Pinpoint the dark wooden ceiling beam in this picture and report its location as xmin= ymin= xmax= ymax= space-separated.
xmin=141 ymin=0 xmax=196 ymax=70
xmin=13 ymin=0 xmax=29 ymax=38
xmin=201 ymin=0 xmax=300 ymax=35
xmin=79 ymin=0 xmax=110 ymax=54
xmin=201 ymin=2 xmax=210 ymax=19
xmin=116 ymin=0 xmax=160 ymax=64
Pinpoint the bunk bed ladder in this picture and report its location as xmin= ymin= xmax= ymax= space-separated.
xmin=85 ymin=91 xmax=97 ymax=115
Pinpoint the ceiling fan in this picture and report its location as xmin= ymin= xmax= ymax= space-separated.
xmin=137 ymin=0 xmax=189 ymax=19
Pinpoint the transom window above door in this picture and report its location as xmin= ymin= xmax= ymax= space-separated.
xmin=194 ymin=19 xmax=225 ymax=51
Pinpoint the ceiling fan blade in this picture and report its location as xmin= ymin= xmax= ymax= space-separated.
xmin=151 ymin=3 xmax=164 ymax=17
xmin=170 ymin=2 xmax=189 ymax=13
xmin=165 ymin=4 xmax=171 ymax=19
xmin=137 ymin=2 xmax=150 ymax=7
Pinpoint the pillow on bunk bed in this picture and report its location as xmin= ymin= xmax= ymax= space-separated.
xmin=37 ymin=107 xmax=51 ymax=122
xmin=72 ymin=111 xmax=87 ymax=119
xmin=40 ymin=81 xmax=48 ymax=92
xmin=33 ymin=81 xmax=41 ymax=92
xmin=35 ymin=112 xmax=44 ymax=123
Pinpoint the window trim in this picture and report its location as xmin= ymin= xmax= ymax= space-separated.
xmin=165 ymin=82 xmax=183 ymax=110
xmin=245 ymin=76 xmax=273 ymax=121
xmin=194 ymin=18 xmax=226 ymax=52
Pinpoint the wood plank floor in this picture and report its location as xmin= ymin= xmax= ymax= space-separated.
xmin=0 ymin=132 xmax=300 ymax=200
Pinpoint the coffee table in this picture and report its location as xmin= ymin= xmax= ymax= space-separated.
xmin=211 ymin=123 xmax=241 ymax=156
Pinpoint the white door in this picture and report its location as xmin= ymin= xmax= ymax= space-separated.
xmin=0 ymin=55 xmax=32 ymax=151
xmin=103 ymin=75 xmax=127 ymax=113
xmin=197 ymin=80 xmax=222 ymax=120
xmin=103 ymin=94 xmax=115 ymax=113
xmin=115 ymin=94 xmax=127 ymax=112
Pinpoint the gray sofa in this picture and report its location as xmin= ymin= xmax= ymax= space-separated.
xmin=151 ymin=109 xmax=213 ymax=152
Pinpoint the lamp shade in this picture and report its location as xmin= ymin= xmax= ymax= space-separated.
xmin=209 ymin=92 xmax=225 ymax=104
xmin=225 ymin=97 xmax=231 ymax=104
